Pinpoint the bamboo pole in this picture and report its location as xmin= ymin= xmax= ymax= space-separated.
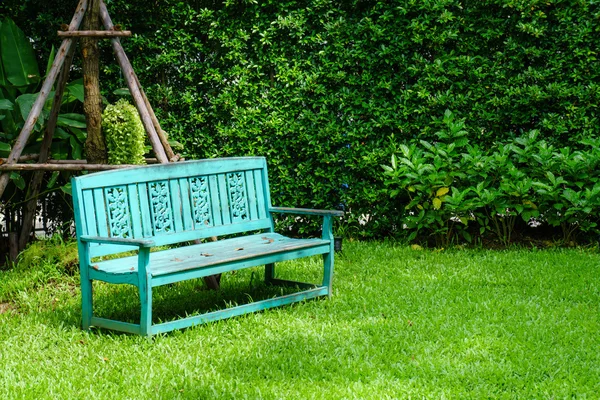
xmin=0 ymin=163 xmax=139 ymax=172
xmin=133 ymin=74 xmax=177 ymax=161
xmin=58 ymin=30 xmax=131 ymax=37
xmin=99 ymin=0 xmax=168 ymax=163
xmin=1 ymin=157 xmax=159 ymax=164
xmin=0 ymin=155 xmax=39 ymax=163
xmin=0 ymin=0 xmax=88 ymax=200
xmin=19 ymin=43 xmax=78 ymax=251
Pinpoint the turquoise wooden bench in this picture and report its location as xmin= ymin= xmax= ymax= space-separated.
xmin=71 ymin=157 xmax=343 ymax=336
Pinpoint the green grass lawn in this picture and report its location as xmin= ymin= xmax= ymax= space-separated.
xmin=1 ymin=240 xmax=599 ymax=399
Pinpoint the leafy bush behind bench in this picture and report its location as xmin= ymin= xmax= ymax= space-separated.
xmin=383 ymin=111 xmax=600 ymax=246
xmin=2 ymin=0 xmax=599 ymax=240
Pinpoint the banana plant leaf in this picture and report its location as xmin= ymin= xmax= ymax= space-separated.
xmin=0 ymin=20 xmax=6 ymax=87
xmin=0 ymin=18 xmax=41 ymax=87
xmin=57 ymin=113 xmax=87 ymax=129
xmin=0 ymin=99 xmax=13 ymax=110
xmin=45 ymin=45 xmax=55 ymax=78
xmin=66 ymin=79 xmax=84 ymax=103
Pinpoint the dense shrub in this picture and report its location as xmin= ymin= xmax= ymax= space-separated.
xmin=383 ymin=111 xmax=600 ymax=246
xmin=102 ymin=99 xmax=146 ymax=165
xmin=2 ymin=0 xmax=600 ymax=239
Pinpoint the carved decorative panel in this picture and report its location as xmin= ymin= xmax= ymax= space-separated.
xmin=105 ymin=186 xmax=132 ymax=238
xmin=190 ymin=176 xmax=211 ymax=226
xmin=149 ymin=181 xmax=173 ymax=233
xmin=227 ymin=172 xmax=248 ymax=221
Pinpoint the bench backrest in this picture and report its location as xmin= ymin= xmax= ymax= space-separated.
xmin=72 ymin=157 xmax=273 ymax=258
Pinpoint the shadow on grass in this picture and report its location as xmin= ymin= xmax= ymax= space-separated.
xmin=41 ymin=265 xmax=323 ymax=335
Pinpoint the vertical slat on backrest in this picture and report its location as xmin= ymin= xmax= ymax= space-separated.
xmin=169 ymin=179 xmax=184 ymax=233
xmin=179 ymin=178 xmax=193 ymax=231
xmin=189 ymin=175 xmax=213 ymax=229
xmin=148 ymin=180 xmax=174 ymax=235
xmin=245 ymin=170 xmax=259 ymax=221
xmin=217 ymin=173 xmax=232 ymax=225
xmin=138 ymin=183 xmax=153 ymax=238
xmin=82 ymin=190 xmax=98 ymax=236
xmin=225 ymin=171 xmax=251 ymax=223
xmin=253 ymin=169 xmax=268 ymax=220
xmin=127 ymin=184 xmax=143 ymax=238
xmin=208 ymin=175 xmax=223 ymax=226
xmin=93 ymin=188 xmax=109 ymax=237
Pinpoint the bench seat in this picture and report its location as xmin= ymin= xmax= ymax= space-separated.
xmin=91 ymin=233 xmax=329 ymax=283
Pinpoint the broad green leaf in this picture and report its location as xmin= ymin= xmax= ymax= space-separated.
xmin=0 ymin=20 xmax=6 ymax=87
xmin=45 ymin=45 xmax=56 ymax=77
xmin=432 ymin=197 xmax=442 ymax=210
xmin=16 ymin=93 xmax=39 ymax=120
xmin=70 ymin=135 xmax=82 ymax=159
xmin=0 ymin=18 xmax=41 ymax=87
xmin=10 ymin=172 xmax=25 ymax=190
xmin=66 ymin=79 xmax=84 ymax=103
xmin=57 ymin=113 xmax=87 ymax=128
xmin=69 ymin=127 xmax=87 ymax=142
xmin=0 ymin=141 xmax=10 ymax=152
xmin=54 ymin=127 xmax=70 ymax=139
xmin=436 ymin=187 xmax=449 ymax=197
xmin=61 ymin=182 xmax=72 ymax=195
xmin=113 ymin=88 xmax=131 ymax=96
xmin=47 ymin=171 xmax=59 ymax=189
xmin=399 ymin=144 xmax=410 ymax=158
xmin=461 ymin=230 xmax=472 ymax=243
xmin=0 ymin=99 xmax=13 ymax=110
xmin=168 ymin=140 xmax=184 ymax=150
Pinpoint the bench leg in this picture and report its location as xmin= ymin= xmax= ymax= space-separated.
xmin=80 ymin=277 xmax=93 ymax=330
xmin=322 ymin=251 xmax=334 ymax=298
xmin=138 ymin=249 xmax=153 ymax=336
xmin=265 ymin=263 xmax=275 ymax=283
xmin=139 ymin=277 xmax=153 ymax=336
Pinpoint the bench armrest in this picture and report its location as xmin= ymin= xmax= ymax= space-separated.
xmin=269 ymin=207 xmax=344 ymax=217
xmin=80 ymin=235 xmax=155 ymax=248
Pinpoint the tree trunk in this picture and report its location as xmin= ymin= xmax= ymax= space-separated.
xmin=82 ymin=0 xmax=106 ymax=164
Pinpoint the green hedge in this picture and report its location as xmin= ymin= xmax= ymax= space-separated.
xmin=3 ymin=0 xmax=600 ymax=239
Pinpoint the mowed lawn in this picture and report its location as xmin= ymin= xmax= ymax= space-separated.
xmin=0 ymin=240 xmax=599 ymax=399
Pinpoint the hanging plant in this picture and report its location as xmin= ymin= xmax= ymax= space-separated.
xmin=102 ymin=99 xmax=146 ymax=165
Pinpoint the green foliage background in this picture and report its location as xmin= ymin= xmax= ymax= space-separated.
xmin=2 ymin=0 xmax=599 ymax=239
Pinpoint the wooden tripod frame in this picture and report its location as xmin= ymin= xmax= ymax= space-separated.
xmin=0 ymin=0 xmax=179 ymax=255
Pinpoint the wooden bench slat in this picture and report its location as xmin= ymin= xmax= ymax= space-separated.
xmin=92 ymin=233 xmax=328 ymax=276
xmin=217 ymin=173 xmax=232 ymax=225
xmin=208 ymin=174 xmax=222 ymax=227
xmin=138 ymin=182 xmax=154 ymax=238
xmin=93 ymin=188 xmax=109 ymax=237
xmin=179 ymin=178 xmax=194 ymax=231
xmin=254 ymin=169 xmax=269 ymax=220
xmin=75 ymin=157 xmax=268 ymax=190
xmin=245 ymin=170 xmax=259 ymax=221
xmin=127 ymin=184 xmax=143 ymax=238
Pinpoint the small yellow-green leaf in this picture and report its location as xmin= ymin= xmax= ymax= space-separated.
xmin=432 ymin=198 xmax=442 ymax=210
xmin=417 ymin=204 xmax=424 ymax=210
xmin=436 ymin=187 xmax=450 ymax=197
